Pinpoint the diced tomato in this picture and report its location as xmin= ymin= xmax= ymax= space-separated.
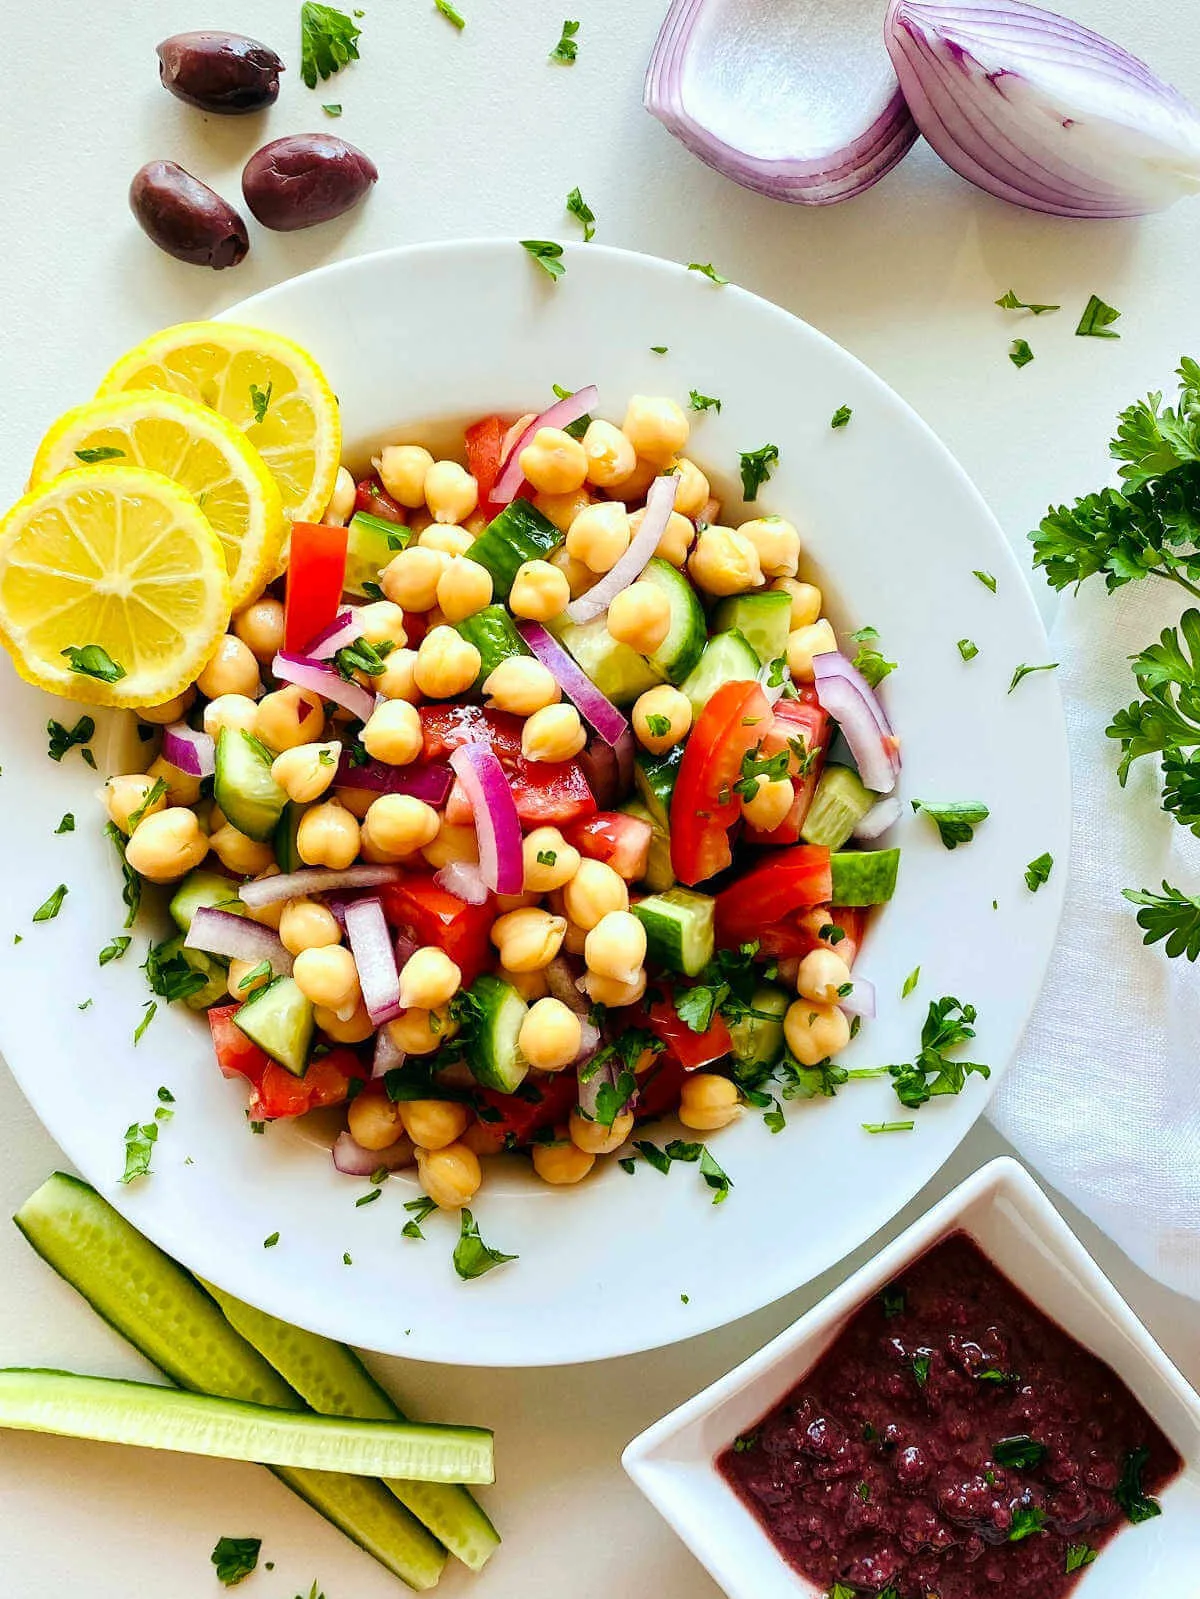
xmin=208 ymin=1006 xmax=365 ymax=1120
xmin=641 ymin=998 xmax=733 ymax=1071
xmin=422 ymin=705 xmax=597 ymax=828
xmin=476 ymin=1070 xmax=579 ymax=1146
xmin=354 ymin=475 xmax=407 ymax=525
xmin=379 ymin=873 xmax=494 ymax=985
xmin=209 ymin=1003 xmax=268 ymax=1084
xmin=284 ymin=522 xmax=349 ymax=652
xmin=745 ymin=699 xmax=831 ymax=846
xmin=634 ymin=1053 xmax=688 ymax=1122
xmin=564 ymin=812 xmax=652 ymax=882
xmin=671 ymin=681 xmax=771 ymax=886
xmin=465 ymin=414 xmax=507 ymax=504
xmin=714 ymin=845 xmax=833 ymax=950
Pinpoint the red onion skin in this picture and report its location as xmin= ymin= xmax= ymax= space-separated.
xmin=493 ymin=387 xmax=599 ymax=504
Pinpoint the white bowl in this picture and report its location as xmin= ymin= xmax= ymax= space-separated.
xmin=623 ymin=1156 xmax=1200 ymax=1597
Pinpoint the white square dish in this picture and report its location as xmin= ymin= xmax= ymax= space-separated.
xmin=623 ymin=1156 xmax=1200 ymax=1597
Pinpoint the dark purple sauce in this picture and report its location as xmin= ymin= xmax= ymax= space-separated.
xmin=718 ymin=1233 xmax=1180 ymax=1598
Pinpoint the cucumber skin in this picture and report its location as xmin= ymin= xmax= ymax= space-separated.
xmin=169 ymin=870 xmax=246 ymax=935
xmin=465 ymin=974 xmax=529 ymax=1093
xmin=214 ymin=728 xmax=288 ymax=843
xmin=830 ymin=848 xmax=901 ymax=906
xmin=634 ymin=745 xmax=683 ymax=831
xmin=346 ymin=512 xmax=409 ymax=597
xmin=454 ymin=605 xmax=531 ymax=686
xmin=465 ymin=501 xmax=560 ymax=596
xmin=641 ymin=558 xmax=706 ymax=685
xmin=712 ymin=591 xmax=792 ymax=667
xmin=233 ymin=976 xmax=315 ymax=1077
xmin=680 ymin=630 xmax=761 ymax=719
xmin=633 ymin=888 xmax=715 ymax=977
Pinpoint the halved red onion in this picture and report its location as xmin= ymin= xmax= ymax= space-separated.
xmin=271 ymin=652 xmax=377 ymax=723
xmin=306 ymin=608 xmax=362 ymax=661
xmin=185 ymin=906 xmax=293 ymax=973
xmin=813 ymin=651 xmax=901 ymax=795
xmin=331 ymin=1129 xmax=412 ymax=1176
xmin=840 ymin=973 xmax=877 ymax=1019
xmin=372 ymin=1028 xmax=405 ymax=1079
xmin=854 ymin=795 xmax=904 ymax=840
xmin=645 ymin=0 xmax=918 ymax=205
xmin=434 ymin=861 xmax=489 ymax=906
xmin=492 ymin=385 xmax=599 ymax=506
xmin=885 ymin=0 xmax=1200 ymax=218
xmin=449 ymin=744 xmax=524 ymax=894
xmin=566 ymin=474 xmax=679 ymax=625
xmin=344 ymin=897 xmax=402 ymax=1026
xmin=516 ymin=621 xmax=629 ymax=746
xmin=162 ymin=721 xmax=215 ymax=779
xmin=335 ymin=752 xmax=454 ymax=803
xmin=238 ymin=864 xmax=403 ymax=909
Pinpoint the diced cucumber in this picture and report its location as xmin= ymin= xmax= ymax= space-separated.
xmin=454 ymin=605 xmax=531 ymax=685
xmin=728 ymin=985 xmax=789 ymax=1074
xmin=274 ymin=802 xmax=307 ymax=875
xmin=801 ymin=765 xmax=877 ymax=850
xmin=634 ymin=887 xmax=715 ymax=977
xmin=465 ymin=500 xmax=561 ymax=597
xmin=345 ymin=512 xmax=410 ymax=597
xmin=466 ymin=974 xmax=529 ymax=1093
xmin=830 ymin=848 xmax=901 ymax=906
xmin=713 ymin=590 xmax=792 ymax=667
xmin=168 ymin=869 xmax=246 ymax=934
xmin=620 ymin=798 xmax=674 ymax=892
xmin=634 ymin=744 xmax=683 ymax=831
xmin=156 ymin=933 xmax=228 ymax=1011
xmin=549 ymin=614 xmax=665 ymax=705
xmin=204 ymin=1284 xmax=500 ymax=1572
xmin=233 ymin=976 xmax=314 ymax=1076
xmin=680 ymin=630 xmax=761 ymax=720
xmin=640 ymin=558 xmax=707 ymax=685
xmin=214 ymin=728 xmax=288 ymax=843
xmin=14 ymin=1173 xmax=449 ymax=1591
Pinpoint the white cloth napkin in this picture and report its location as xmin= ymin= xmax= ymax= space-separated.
xmin=989 ymin=576 xmax=1200 ymax=1300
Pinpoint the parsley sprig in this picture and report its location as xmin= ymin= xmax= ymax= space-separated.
xmin=887 ymin=996 xmax=990 ymax=1110
xmin=299 ymin=2 xmax=361 ymax=88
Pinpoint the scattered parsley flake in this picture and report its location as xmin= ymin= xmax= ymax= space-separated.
xmin=127 ymin=777 xmax=168 ymax=831
xmin=863 ymin=1120 xmax=915 ymax=1134
xmin=911 ymin=1352 xmax=931 ymax=1386
xmin=78 ymin=998 xmax=93 ymax=1011
xmin=120 ymin=1115 xmax=160 ymax=1183
xmin=453 ymin=1208 xmax=517 ymax=1279
xmin=851 ymin=624 xmax=896 ymax=688
xmin=99 ymin=936 xmax=131 ymax=966
xmin=973 ymin=569 xmax=997 ymax=593
xmin=680 ymin=1292 xmax=689 ymax=1304
xmin=74 ymin=445 xmax=126 ymax=463
xmin=549 ymin=18 xmax=579 ymax=61
xmin=1065 ymin=1545 xmax=1098 ymax=1573
xmin=355 ymin=1187 xmax=382 ymax=1207
xmin=902 ymin=966 xmax=920 ymax=998
xmin=1076 ymin=293 xmax=1122 ymax=339
xmin=33 ymin=884 xmax=68 ymax=923
xmin=402 ymin=1196 xmax=438 ymax=1240
xmin=1114 ymin=1445 xmax=1164 ymax=1524
xmin=520 ymin=239 xmax=565 ymax=281
xmin=211 ymin=1536 xmax=262 ymax=1587
xmin=104 ymin=821 xmax=141 ymax=929
xmin=237 ymin=959 xmax=272 ymax=992
xmin=263 ymin=1232 xmax=280 ymax=1248
xmin=993 ymin=1434 xmax=1047 ymax=1469
xmin=1009 ymin=339 xmax=1035 ymax=370
xmin=564 ymin=186 xmax=595 ymax=241
xmin=61 ymin=644 xmax=126 ymax=683
xmin=688 ymin=261 xmax=728 ymax=285
xmin=249 ymin=382 xmax=273 ymax=425
xmin=689 ymin=390 xmax=721 ymax=414
xmin=299 ymin=2 xmax=361 ymax=89
xmin=739 ymin=443 xmax=779 ymax=502
xmin=47 ymin=714 xmax=95 ymax=763
xmin=830 ymin=405 xmax=853 ymax=429
xmin=887 ymin=995 xmax=989 ymax=1110
xmin=911 ymin=798 xmax=989 ymax=849
xmin=996 ymin=289 xmax=1060 ymax=315
xmin=1009 ymin=661 xmax=1059 ymax=693
xmin=434 ymin=0 xmax=465 ymax=27
xmin=55 ymin=813 xmax=75 ymax=834
xmin=322 ymin=102 xmax=342 ymax=115
xmin=650 ymin=345 xmax=668 ymax=354
xmin=343 ymin=1251 xmax=353 ymax=1264
xmin=133 ymin=1000 xmax=157 ymax=1045
xmin=1024 ymin=852 xmax=1054 ymax=892
xmin=957 ymin=638 xmax=979 ymax=662
xmin=1008 ymin=1505 xmax=1048 ymax=1542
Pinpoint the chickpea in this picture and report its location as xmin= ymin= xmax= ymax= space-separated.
xmin=741 ymin=516 xmax=801 ymax=580
xmin=355 ymin=600 xmax=409 ymax=649
xmin=548 ymin=546 xmax=596 ymax=599
xmin=518 ymin=997 xmax=582 ymax=1071
xmin=508 ymin=559 xmax=570 ymax=622
xmin=347 ymin=1092 xmax=406 ymax=1150
xmin=255 ymin=686 xmax=325 ymax=753
xmin=606 ymin=581 xmax=671 ymax=654
xmin=387 ymin=1007 xmax=457 ymax=1056
xmin=491 ymin=908 xmax=567 ymax=972
xmin=296 ymin=800 xmax=361 ymax=869
xmin=376 ymin=648 xmax=421 ymax=703
xmin=399 ymin=1098 xmax=470 ymax=1152
xmin=243 ymin=867 xmax=284 ymax=930
xmin=519 ymin=427 xmax=589 ymax=496
xmin=622 ymin=395 xmax=689 ymax=465
xmin=522 ymin=703 xmax=586 ymax=764
xmin=419 ymin=523 xmax=475 ymax=558
xmin=533 ymin=486 xmax=591 ymax=534
xmin=362 ymin=699 xmax=422 ymax=766
xmin=293 ymin=945 xmax=360 ymax=1012
xmin=786 ymin=619 xmax=838 ymax=684
xmin=209 ymin=823 xmax=275 ymax=876
xmin=197 ymin=633 xmax=260 ymax=701
xmin=416 ymin=1142 xmax=482 ymax=1209
xmin=316 ymin=1001 xmax=375 ymax=1043
xmin=740 ymin=775 xmax=796 ymax=833
xmin=784 ymin=998 xmax=851 ymax=1066
xmin=671 ymin=458 xmax=711 ymax=519
xmin=144 ymin=753 xmax=202 ymax=807
xmin=105 ymin=774 xmax=167 ymax=835
xmin=436 ymin=558 xmax=493 ymax=623
xmin=462 ymin=1118 xmax=506 ymax=1157
xmin=483 ymin=656 xmax=560 ymax=717
xmin=796 ymin=948 xmax=854 ymax=1006
xmin=408 ymin=508 xmax=434 ymax=536
xmin=562 ymin=919 xmax=589 ymax=958
xmin=125 ymin=807 xmax=209 ymax=882
xmin=565 ymin=501 xmax=631 ymax=574
xmin=570 ymin=1107 xmax=634 ymax=1155
xmin=138 ymin=687 xmax=197 ymax=726
xmin=531 ymin=1140 xmax=595 ymax=1186
xmin=335 ymin=786 xmax=374 ymax=819
xmin=688 ymin=525 xmax=764 ymax=596
xmin=634 ymin=506 xmax=694 ymax=567
xmin=376 ymin=444 xmax=433 ymax=509
xmin=422 ymin=819 xmax=479 ymax=870
xmin=279 ymin=898 xmax=342 ymax=955
xmin=522 ymin=827 xmax=580 ymax=892
xmin=563 ymin=858 xmax=628 ymax=930
xmin=233 ymin=596 xmax=286 ymax=663
xmin=584 ymin=910 xmax=647 ymax=984
xmin=772 ymin=577 xmax=823 ymax=630
xmin=398 ymin=947 xmax=462 ymax=1011
xmin=424 ymin=460 xmax=479 ymax=524
xmin=415 ymin=625 xmax=481 ymax=699
xmin=228 ymin=956 xmax=270 ymax=998
xmin=362 ymin=794 xmax=440 ymax=860
xmin=271 ymin=741 xmax=341 ymax=804
xmin=579 ymin=968 xmax=646 ymax=1008
xmin=203 ymin=693 xmax=259 ymax=739
xmin=322 ymin=464 xmax=357 ymax=526
xmin=582 ymin=419 xmax=637 ymax=489
xmin=463 ymin=509 xmax=489 ymax=537
xmin=616 ymin=455 xmax=665 ymax=500
xmin=632 ymin=685 xmax=691 ymax=754
xmin=679 ymin=1073 xmax=742 ymax=1131
xmin=381 ymin=546 xmax=448 ymax=612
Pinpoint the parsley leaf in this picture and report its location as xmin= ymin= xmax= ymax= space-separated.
xmin=674 ymin=984 xmax=720 ymax=1033
xmin=902 ymin=966 xmax=920 ymax=998
xmin=104 ymin=821 xmax=141 ymax=928
xmin=739 ymin=444 xmax=779 ymax=502
xmin=1111 ymin=357 xmax=1200 ymax=490
xmin=402 ymin=1196 xmax=438 ymax=1240
xmin=144 ymin=935 xmax=208 ymax=1002
xmin=322 ymin=102 xmax=342 ymax=115
xmin=55 ymin=813 xmax=75 ymax=834
xmin=1076 ymin=293 xmax=1122 ymax=339
xmin=911 ymin=1352 xmax=931 ymax=1386
xmin=333 ymin=635 xmax=392 ymax=678
xmin=687 ymin=261 xmax=728 ymax=285
xmin=1024 ymin=852 xmax=1054 ymax=891
xmin=47 ymin=714 xmax=95 ymax=763
xmin=1009 ymin=339 xmax=1035 ymax=370
xmin=33 ymin=884 xmax=68 ymax=923
xmin=263 ymin=1231 xmax=280 ymax=1248
xmin=830 ymin=405 xmax=852 ymax=429
xmin=888 ymin=995 xmax=990 ymax=1110
xmin=1107 ymin=609 xmax=1200 ymax=786
xmin=1114 ymin=1444 xmax=1164 ymax=1522
xmin=911 ymin=798 xmax=989 ymax=849
xmin=850 ymin=624 xmax=896 ymax=688
xmin=521 ymin=239 xmax=565 ymax=280
xmin=645 ymin=713 xmax=671 ymax=738
xmin=996 ymin=289 xmax=1060 ymax=315
xmin=632 ymin=1139 xmax=672 ymax=1175
xmin=435 ymin=0 xmax=466 ymax=27
xmin=1032 ymin=463 xmax=1200 ymax=597
xmin=453 ymin=1208 xmax=517 ymax=1279
xmin=121 ymin=1119 xmax=158 ymax=1183
xmin=1009 ymin=661 xmax=1059 ymax=692
xmin=1009 ymin=1505 xmax=1047 ymax=1541
xmin=133 ymin=1001 xmax=157 ymax=1044
xmin=993 ymin=1434 xmax=1047 ymax=1469
xmin=127 ymin=776 xmax=168 ymax=831
xmin=61 ymin=644 xmax=126 ymax=683
xmin=862 ymin=1120 xmax=914 ymax=1133
xmin=211 ymin=1536 xmax=262 ymax=1586
xmin=689 ymin=389 xmax=721 ymax=414
xmin=74 ymin=445 xmax=126 ymax=463
xmin=957 ymin=637 xmax=979 ymax=662
xmin=565 ymin=186 xmax=595 ymax=241
xmin=650 ymin=345 xmax=668 ymax=355
xmin=881 ymin=1286 xmax=905 ymax=1318
xmin=299 ymin=2 xmax=362 ymax=88
xmin=1065 ymin=1545 xmax=1098 ymax=1573
xmin=549 ymin=18 xmax=579 ymax=62
xmin=99 ymin=936 xmax=131 ymax=966
xmin=973 ymin=569 xmax=997 ymax=593
xmin=249 ymin=382 xmax=273 ymax=425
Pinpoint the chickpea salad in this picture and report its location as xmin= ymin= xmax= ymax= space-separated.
xmin=0 ymin=320 xmax=921 ymax=1257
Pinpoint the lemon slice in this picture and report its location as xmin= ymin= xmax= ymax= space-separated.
xmin=97 ymin=321 xmax=341 ymax=529
xmin=30 ymin=391 xmax=286 ymax=611
xmin=0 ymin=465 xmax=231 ymax=708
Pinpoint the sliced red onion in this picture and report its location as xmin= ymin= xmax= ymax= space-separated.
xmin=185 ymin=906 xmax=293 ymax=973
xmin=854 ymin=795 xmax=904 ymax=840
xmin=331 ymin=1129 xmax=411 ymax=1177
xmin=545 ymin=956 xmax=590 ymax=1015
xmin=613 ymin=728 xmax=636 ymax=795
xmin=813 ymin=652 xmax=901 ymax=795
xmin=885 ymin=0 xmax=1200 ymax=218
xmin=574 ymin=1019 xmax=601 ymax=1063
xmin=448 ymin=744 xmax=524 ymax=895
xmin=306 ymin=608 xmax=361 ymax=661
xmin=646 ymin=0 xmax=918 ymax=205
xmin=839 ymin=973 xmax=877 ymax=1019
xmin=516 ymin=621 xmax=629 ymax=746
xmin=492 ymin=385 xmax=599 ymax=506
xmin=372 ymin=1027 xmax=406 ymax=1080
xmin=394 ymin=931 xmax=418 ymax=969
xmin=271 ymin=652 xmax=377 ymax=723
xmin=434 ymin=861 xmax=489 ymax=906
xmin=344 ymin=897 xmax=402 ymax=1026
xmin=335 ymin=752 xmax=454 ymax=803
xmin=238 ymin=864 xmax=403 ymax=909
xmin=162 ymin=721 xmax=214 ymax=778
xmin=578 ymin=741 xmax=619 ymax=808
xmin=566 ymin=475 xmax=679 ymax=625
xmin=577 ymin=1057 xmax=614 ymax=1121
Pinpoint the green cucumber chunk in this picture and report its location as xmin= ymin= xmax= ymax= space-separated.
xmin=156 ymin=933 xmax=228 ymax=1011
xmin=728 ymin=985 xmax=789 ymax=1074
xmin=233 ymin=976 xmax=314 ymax=1076
xmin=204 ymin=1283 xmax=500 ymax=1572
xmin=680 ymin=630 xmax=761 ymax=720
xmin=713 ymin=590 xmax=792 ymax=667
xmin=634 ymin=744 xmax=683 ymax=831
xmin=274 ymin=802 xmax=307 ymax=875
xmin=465 ymin=500 xmax=561 ymax=596
xmin=620 ymin=798 xmax=674 ymax=892
xmin=345 ymin=512 xmax=410 ymax=597
xmin=13 ymin=1173 xmax=448 ymax=1591
xmin=549 ymin=614 xmax=664 ymax=706
xmin=454 ymin=605 xmax=531 ymax=685
xmin=634 ymin=887 xmax=715 ymax=977
xmin=640 ymin=558 xmax=707 ymax=685
xmin=830 ymin=848 xmax=901 ymax=906
xmin=801 ymin=765 xmax=876 ymax=850
xmin=168 ymin=870 xmax=246 ymax=935
xmin=466 ymin=974 xmax=529 ymax=1093
xmin=214 ymin=728 xmax=288 ymax=843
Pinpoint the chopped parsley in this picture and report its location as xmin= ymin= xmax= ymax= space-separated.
xmin=901 ymin=966 xmax=920 ymax=998
xmin=645 ymin=713 xmax=671 ymax=738
xmin=1114 ymin=1444 xmax=1164 ymax=1523
xmin=355 ymin=1187 xmax=382 ymax=1207
xmin=1009 ymin=339 xmax=1035 ymax=370
xmin=104 ymin=821 xmax=141 ymax=928
xmin=549 ymin=18 xmax=579 ymax=62
xmin=1024 ymin=852 xmax=1054 ymax=891
xmin=144 ymin=935 xmax=209 ymax=1002
xmin=237 ymin=959 xmax=272 ymax=992
xmin=995 ymin=289 xmax=1060 ymax=315
xmin=657 ymin=1138 xmax=733 ymax=1204
xmin=881 ymin=1286 xmax=905 ymax=1318
xmin=249 ymin=382 xmax=273 ymax=425
xmin=263 ymin=1232 xmax=280 ymax=1248
xmin=976 ymin=1367 xmax=1021 ymax=1385
xmin=911 ymin=1352 xmax=931 ymax=1386
xmin=993 ymin=1434 xmax=1047 ymax=1469
xmin=133 ymin=1001 xmax=157 ymax=1044
xmin=911 ymin=798 xmax=989 ymax=849
xmin=210 ymin=1536 xmax=262 ymax=1586
xmin=32 ymin=884 xmax=68 ymax=923
xmin=739 ymin=444 xmax=779 ymax=502
xmin=99 ymin=936 xmax=131 ymax=966
xmin=333 ymin=635 xmax=393 ymax=678
xmin=862 ymin=1120 xmax=914 ymax=1134
xmin=1076 ymin=293 xmax=1122 ymax=339
xmin=688 ymin=262 xmax=728 ymax=285
xmin=74 ymin=445 xmax=126 ymax=463
xmin=689 ymin=390 xmax=721 ymax=414
xmin=632 ymin=1139 xmax=672 ymax=1175
xmin=973 ymin=569 xmax=997 ymax=593
xmin=957 ymin=637 xmax=979 ymax=662
xmin=434 ymin=0 xmax=465 ymax=26
xmin=650 ymin=345 xmax=668 ymax=354
xmin=55 ymin=813 xmax=75 ymax=834
xmin=127 ymin=777 xmax=168 ymax=830
xmin=453 ymin=1208 xmax=517 ymax=1279
xmin=299 ymin=2 xmax=361 ymax=88
xmin=78 ymin=998 xmax=93 ymax=1011
xmin=855 ymin=1481 xmax=870 ymax=1502
xmin=1008 ymin=1505 xmax=1047 ymax=1541
xmin=564 ymin=188 xmax=595 ymax=244
xmin=322 ymin=102 xmax=342 ymax=115
xmin=888 ymin=995 xmax=990 ymax=1110
xmin=47 ymin=714 xmax=95 ymax=763
xmin=830 ymin=405 xmax=852 ymax=429
xmin=120 ymin=1095 xmax=170 ymax=1183
xmin=61 ymin=643 xmax=126 ymax=683
xmin=1065 ymin=1544 xmax=1098 ymax=1573
xmin=520 ymin=239 xmax=565 ymax=281
xmin=343 ymin=1251 xmax=353 ymax=1264
xmin=1009 ymin=661 xmax=1059 ymax=693
xmin=850 ymin=624 xmax=896 ymax=688
xmin=402 ymin=1196 xmax=438 ymax=1239
xmin=536 ymin=848 xmax=558 ymax=867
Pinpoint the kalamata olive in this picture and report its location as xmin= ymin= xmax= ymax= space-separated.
xmin=156 ymin=31 xmax=283 ymax=114
xmin=129 ymin=162 xmax=249 ymax=269
xmin=242 ymin=134 xmax=378 ymax=232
